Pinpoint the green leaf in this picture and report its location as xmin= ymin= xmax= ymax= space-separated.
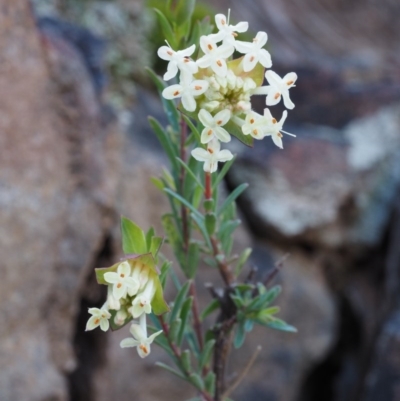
xmin=218 ymin=183 xmax=248 ymax=216
xmin=145 ymin=227 xmax=155 ymax=249
xmin=205 ymin=213 xmax=216 ymax=236
xmin=153 ymin=9 xmax=177 ymax=49
xmin=164 ymin=188 xmax=203 ymax=220
xmin=264 ymin=318 xmax=297 ymax=333
xmin=244 ymin=319 xmax=254 ymax=332
xmin=189 ymin=373 xmax=204 ymax=391
xmin=199 ymin=339 xmax=215 ymax=370
xmin=170 ymin=281 xmax=191 ymax=323
xmin=151 ymin=176 xmax=165 ymax=191
xmin=162 ymin=213 xmax=185 ymax=269
xmin=186 ymin=242 xmax=200 ymax=279
xmin=235 ymin=248 xmax=252 ymax=277
xmin=234 ymin=322 xmax=246 ymax=349
xmin=190 ymin=212 xmax=212 ymax=249
xmin=148 ymin=117 xmax=179 ymax=173
xmin=169 ymin=318 xmax=182 ymax=342
xmin=177 ymin=157 xmax=204 ymax=191
xmin=121 ymin=216 xmax=147 ymax=254
xmin=204 ymin=371 xmax=216 ymax=395
xmin=264 ymin=285 xmax=282 ymax=306
xmin=156 ymin=362 xmax=187 ymax=380
xmin=176 ymin=0 xmax=196 ymax=25
xmin=160 ymin=260 xmax=172 ymax=288
xmin=192 ymin=185 xmax=203 ymax=210
xmin=181 ymin=349 xmax=192 ymax=373
xmin=182 ymin=115 xmax=201 ymax=143
xmin=212 ymin=155 xmax=236 ymax=191
xmin=150 ymin=236 xmax=163 ymax=257
xmin=177 ymin=297 xmax=193 ymax=346
xmin=200 ymin=299 xmax=220 ymax=321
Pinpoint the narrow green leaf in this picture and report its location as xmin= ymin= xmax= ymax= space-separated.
xmin=164 ymin=188 xmax=203 ymax=220
xmin=265 ymin=318 xmax=297 ymax=333
xmin=176 ymin=0 xmax=196 ymax=25
xmin=145 ymin=227 xmax=155 ymax=249
xmin=153 ymin=9 xmax=177 ymax=49
xmin=190 ymin=212 xmax=212 ymax=249
xmin=181 ymin=349 xmax=192 ymax=373
xmin=189 ymin=373 xmax=204 ymax=391
xmin=192 ymin=185 xmax=203 ymax=210
xmin=149 ymin=117 xmax=179 ymax=172
xmin=218 ymin=183 xmax=248 ymax=216
xmin=160 ymin=260 xmax=172 ymax=288
xmin=234 ymin=322 xmax=246 ymax=349
xmin=156 ymin=362 xmax=187 ymax=380
xmin=199 ymin=339 xmax=215 ymax=370
xmin=205 ymin=213 xmax=216 ymax=236
xmin=235 ymin=248 xmax=252 ymax=277
xmin=212 ymin=155 xmax=237 ymax=191
xmin=169 ymin=318 xmax=182 ymax=342
xmin=204 ymin=371 xmax=216 ymax=395
xmin=186 ymin=242 xmax=200 ymax=279
xmin=182 ymin=115 xmax=201 ymax=142
xmin=200 ymin=299 xmax=220 ymax=321
xmin=170 ymin=281 xmax=191 ymax=323
xmin=150 ymin=236 xmax=163 ymax=257
xmin=151 ymin=176 xmax=165 ymax=191
xmin=177 ymin=297 xmax=193 ymax=346
xmin=244 ymin=319 xmax=254 ymax=332
xmin=177 ymin=157 xmax=204 ymax=191
xmin=121 ymin=216 xmax=147 ymax=254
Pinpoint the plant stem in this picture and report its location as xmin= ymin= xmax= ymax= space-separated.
xmin=190 ymin=280 xmax=204 ymax=351
xmin=158 ymin=315 xmax=214 ymax=401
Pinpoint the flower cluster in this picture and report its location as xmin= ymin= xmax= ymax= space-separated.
xmin=86 ymin=257 xmax=165 ymax=358
xmin=158 ymin=12 xmax=297 ymax=172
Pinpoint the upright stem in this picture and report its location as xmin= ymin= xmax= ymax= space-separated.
xmin=190 ymin=280 xmax=204 ymax=351
xmin=205 ymin=172 xmax=212 ymax=200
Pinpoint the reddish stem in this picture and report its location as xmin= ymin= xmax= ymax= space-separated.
xmin=205 ymin=172 xmax=212 ymax=200
xmin=180 ymin=119 xmax=189 ymax=252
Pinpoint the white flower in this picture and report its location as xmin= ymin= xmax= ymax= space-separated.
xmin=198 ymin=108 xmax=231 ymax=144
xmin=129 ymin=278 xmax=156 ymax=318
xmin=157 ymin=44 xmax=198 ymax=81
xmin=162 ymin=79 xmax=209 ymax=112
xmin=106 ymin=285 xmax=121 ymax=310
xmin=263 ymin=108 xmax=295 ymax=149
xmin=120 ymin=314 xmax=163 ymax=358
xmin=241 ymin=110 xmax=268 ymax=140
xmin=211 ymin=13 xmax=248 ymax=46
xmin=114 ymin=309 xmax=128 ymax=326
xmin=235 ymin=31 xmax=272 ymax=72
xmin=191 ymin=138 xmax=233 ymax=173
xmin=86 ymin=308 xmax=111 ymax=332
xmin=252 ymin=70 xmax=297 ymax=109
xmin=104 ymin=261 xmax=140 ymax=300
xmin=196 ymin=36 xmax=234 ymax=77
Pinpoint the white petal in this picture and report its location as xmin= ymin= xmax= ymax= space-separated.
xmin=272 ymin=134 xmax=283 ymax=149
xmin=255 ymin=31 xmax=268 ymax=48
xmin=118 ymin=261 xmax=131 ymax=276
xmin=130 ymin=323 xmax=146 ymax=341
xmin=233 ymin=21 xmax=249 ymax=33
xmin=137 ymin=343 xmax=151 ymax=358
xmin=181 ymin=93 xmax=196 ymax=112
xmin=266 ymin=90 xmax=281 ymax=106
xmin=200 ymin=36 xmax=216 ymax=54
xmin=282 ymin=92 xmax=295 ymax=109
xmin=280 ymin=110 xmax=288 ymax=126
xmin=86 ymin=315 xmax=100 ymax=331
xmin=157 ymin=46 xmax=174 ymax=61
xmin=130 ymin=304 xmax=143 ymax=319
xmin=191 ymin=148 xmax=210 ymax=162
xmin=198 ymin=109 xmax=214 ymax=127
xmin=88 ymin=307 xmax=101 ymax=316
xmin=242 ymin=124 xmax=252 ymax=136
xmin=147 ymin=330 xmax=163 ymax=344
xmin=179 ymin=44 xmax=196 ymax=57
xmin=258 ymin=49 xmax=272 ymax=68
xmin=113 ymin=282 xmax=127 ymax=300
xmin=263 ymin=108 xmax=273 ymax=120
xmin=201 ymin=127 xmax=215 ymax=144
xmin=126 ymin=277 xmax=140 ymax=296
xmin=163 ymin=62 xmax=178 ymax=81
xmin=217 ymin=149 xmax=234 ymax=162
xmin=235 ymin=40 xmax=253 ymax=54
xmin=214 ymin=127 xmax=231 ymax=143
xmin=283 ymin=72 xmax=297 ymax=87
xmin=218 ymin=44 xmax=234 ymax=60
xmin=208 ymin=138 xmax=221 ymax=152
xmin=214 ymin=109 xmax=231 ymax=126
xmin=211 ymin=59 xmax=228 ymax=77
xmin=196 ymin=53 xmax=212 ymax=68
xmin=120 ymin=338 xmax=140 ymax=348
xmin=190 ymin=80 xmax=209 ymax=96
xmin=265 ymin=70 xmax=283 ymax=88
xmin=243 ymin=53 xmax=258 ymax=72
xmin=99 ymin=319 xmax=110 ymax=332
xmin=205 ymin=160 xmax=217 ymax=173
xmin=162 ymin=84 xmax=183 ymax=100
xmin=215 ymin=14 xmax=227 ymax=31
xmin=104 ymin=272 xmax=118 ymax=284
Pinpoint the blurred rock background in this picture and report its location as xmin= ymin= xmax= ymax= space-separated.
xmin=1 ymin=0 xmax=400 ymax=401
